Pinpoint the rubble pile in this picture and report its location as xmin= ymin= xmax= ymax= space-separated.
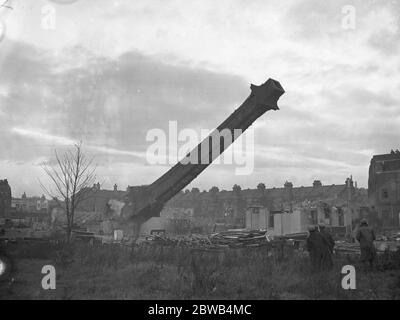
xmin=374 ymin=240 xmax=400 ymax=253
xmin=378 ymin=231 xmax=400 ymax=242
xmin=209 ymin=230 xmax=271 ymax=248
xmin=138 ymin=233 xmax=212 ymax=247
xmin=137 ymin=230 xmax=275 ymax=248
xmin=137 ymin=229 xmax=310 ymax=250
xmin=335 ymin=235 xmax=400 ymax=255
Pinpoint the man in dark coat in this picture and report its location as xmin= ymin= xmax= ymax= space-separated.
xmin=306 ymin=225 xmax=333 ymax=271
xmin=319 ymin=223 xmax=335 ymax=254
xmin=355 ymin=219 xmax=376 ymax=268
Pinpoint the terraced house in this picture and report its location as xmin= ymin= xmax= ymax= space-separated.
xmin=166 ymin=176 xmax=369 ymax=234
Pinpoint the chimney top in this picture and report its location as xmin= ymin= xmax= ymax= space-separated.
xmin=345 ymin=176 xmax=354 ymax=188
xmin=313 ymin=180 xmax=322 ymax=187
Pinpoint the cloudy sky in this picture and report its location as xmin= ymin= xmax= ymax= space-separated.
xmin=0 ymin=0 xmax=399 ymax=197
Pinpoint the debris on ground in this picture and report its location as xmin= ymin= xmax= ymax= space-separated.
xmin=209 ymin=229 xmax=271 ymax=247
xmin=135 ymin=229 xmax=308 ymax=250
xmin=334 ymin=241 xmax=361 ymax=254
xmin=335 ymin=235 xmax=400 ymax=255
xmin=136 ymin=233 xmax=212 ymax=247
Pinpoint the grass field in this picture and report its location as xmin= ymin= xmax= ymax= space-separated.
xmin=1 ymin=241 xmax=400 ymax=300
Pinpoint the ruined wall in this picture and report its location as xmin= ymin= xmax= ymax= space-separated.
xmin=166 ymin=187 xmax=248 ymax=225
xmin=368 ymin=153 xmax=400 ymax=227
xmin=77 ymin=188 xmax=127 ymax=216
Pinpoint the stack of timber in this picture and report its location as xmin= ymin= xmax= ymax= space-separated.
xmin=138 ymin=233 xmax=212 ymax=247
xmin=334 ymin=241 xmax=360 ymax=254
xmin=71 ymin=228 xmax=95 ymax=241
xmin=138 ymin=230 xmax=308 ymax=250
xmin=278 ymin=232 xmax=309 ymax=241
xmin=209 ymin=229 xmax=271 ymax=248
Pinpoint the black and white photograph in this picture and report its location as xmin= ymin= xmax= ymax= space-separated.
xmin=1 ymin=0 xmax=400 ymax=305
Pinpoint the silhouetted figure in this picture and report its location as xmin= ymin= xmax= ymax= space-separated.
xmin=306 ymin=225 xmax=333 ymax=271
xmin=319 ymin=223 xmax=335 ymax=254
xmin=356 ymin=219 xmax=376 ymax=269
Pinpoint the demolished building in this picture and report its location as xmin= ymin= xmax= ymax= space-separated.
xmin=369 ymin=151 xmax=400 ymax=228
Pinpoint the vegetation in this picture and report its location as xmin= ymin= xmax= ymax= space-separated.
xmin=1 ymin=241 xmax=400 ymax=300
xmin=40 ymin=142 xmax=97 ymax=243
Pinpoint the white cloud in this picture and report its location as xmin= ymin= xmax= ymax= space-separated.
xmin=12 ymin=127 xmax=147 ymax=159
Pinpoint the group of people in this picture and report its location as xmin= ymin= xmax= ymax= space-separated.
xmin=306 ymin=223 xmax=335 ymax=271
xmin=306 ymin=219 xmax=376 ymax=271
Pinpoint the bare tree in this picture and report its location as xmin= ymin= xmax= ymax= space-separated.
xmin=40 ymin=142 xmax=97 ymax=243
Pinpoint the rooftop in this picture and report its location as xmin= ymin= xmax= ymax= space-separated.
xmin=372 ymin=150 xmax=400 ymax=161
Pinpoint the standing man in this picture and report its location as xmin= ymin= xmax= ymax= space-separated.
xmin=319 ymin=223 xmax=335 ymax=254
xmin=355 ymin=219 xmax=376 ymax=269
xmin=306 ymin=225 xmax=332 ymax=271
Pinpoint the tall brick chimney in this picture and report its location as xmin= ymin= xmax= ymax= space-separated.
xmin=284 ymin=181 xmax=293 ymax=202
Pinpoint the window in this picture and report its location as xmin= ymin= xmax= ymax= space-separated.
xmin=253 ymin=207 xmax=259 ymax=214
xmin=324 ymin=207 xmax=330 ymax=219
xmin=381 ymin=188 xmax=389 ymax=199
xmin=269 ymin=213 xmax=274 ymax=228
xmin=310 ymin=210 xmax=317 ymax=224
xmin=375 ymin=162 xmax=383 ymax=172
